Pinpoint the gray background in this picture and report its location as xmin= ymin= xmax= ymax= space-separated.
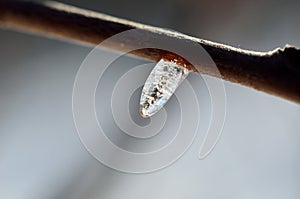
xmin=1 ymin=0 xmax=300 ymax=198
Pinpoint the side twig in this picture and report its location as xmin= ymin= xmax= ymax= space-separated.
xmin=0 ymin=1 xmax=299 ymax=104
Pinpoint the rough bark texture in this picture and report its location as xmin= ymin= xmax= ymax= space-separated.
xmin=0 ymin=1 xmax=299 ymax=104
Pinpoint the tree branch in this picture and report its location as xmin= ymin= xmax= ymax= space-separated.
xmin=0 ymin=1 xmax=299 ymax=104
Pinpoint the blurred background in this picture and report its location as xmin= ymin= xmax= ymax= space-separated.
xmin=1 ymin=0 xmax=300 ymax=198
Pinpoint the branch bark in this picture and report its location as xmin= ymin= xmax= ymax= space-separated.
xmin=0 ymin=1 xmax=299 ymax=104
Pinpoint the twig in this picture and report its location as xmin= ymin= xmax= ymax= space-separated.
xmin=0 ymin=1 xmax=299 ymax=104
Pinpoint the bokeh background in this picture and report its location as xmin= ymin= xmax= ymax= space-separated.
xmin=1 ymin=0 xmax=300 ymax=198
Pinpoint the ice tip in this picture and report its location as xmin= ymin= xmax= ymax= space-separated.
xmin=140 ymin=104 xmax=150 ymax=118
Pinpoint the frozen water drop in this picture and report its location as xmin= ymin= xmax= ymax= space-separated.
xmin=140 ymin=58 xmax=190 ymax=118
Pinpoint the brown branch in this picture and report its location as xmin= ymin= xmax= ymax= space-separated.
xmin=0 ymin=1 xmax=299 ymax=104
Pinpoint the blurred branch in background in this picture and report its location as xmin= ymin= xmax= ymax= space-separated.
xmin=0 ymin=1 xmax=299 ymax=104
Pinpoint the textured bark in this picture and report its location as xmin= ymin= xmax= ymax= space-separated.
xmin=0 ymin=1 xmax=299 ymax=103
